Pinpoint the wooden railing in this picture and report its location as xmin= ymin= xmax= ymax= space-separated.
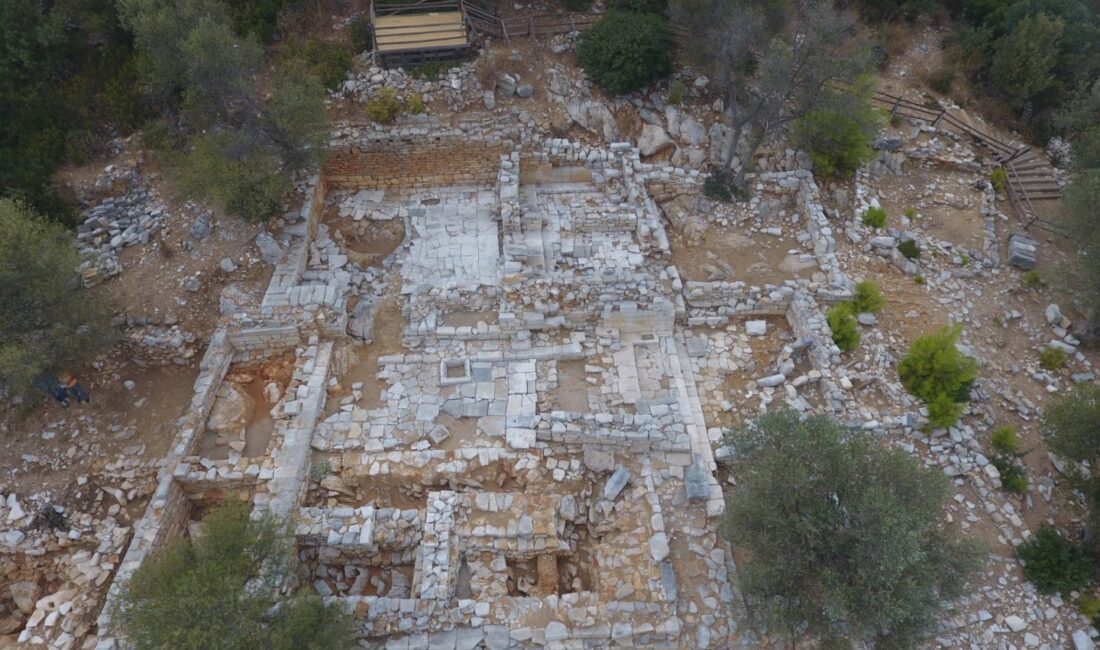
xmin=872 ymin=89 xmax=1063 ymax=233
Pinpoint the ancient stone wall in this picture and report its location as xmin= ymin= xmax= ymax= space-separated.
xmin=324 ymin=140 xmax=512 ymax=190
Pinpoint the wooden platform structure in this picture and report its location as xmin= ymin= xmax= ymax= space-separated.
xmin=371 ymin=0 xmax=473 ymax=66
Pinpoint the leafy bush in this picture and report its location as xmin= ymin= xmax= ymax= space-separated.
xmin=991 ymin=454 xmax=1028 ymax=495
xmin=576 ymin=12 xmax=671 ymax=95
xmin=1022 ymin=269 xmax=1043 ymax=289
xmin=903 ymin=206 xmax=918 ymax=219
xmin=898 ymin=325 xmax=978 ymax=428
xmin=283 ymin=37 xmax=352 ymax=91
xmin=989 ymin=13 xmax=1065 ymax=110
xmin=723 ymin=410 xmax=980 ymax=647
xmin=703 ymin=169 xmax=734 ymax=203
xmin=607 ymin=0 xmax=668 ymax=14
xmin=2 ymin=0 xmax=146 ymax=225
xmin=1079 ymin=594 xmax=1100 ymax=620
xmin=0 ymin=199 xmax=115 ymax=397
xmin=861 ymin=206 xmax=886 ymax=228
xmin=1043 ymin=385 xmax=1100 ymax=552
xmin=852 ymin=280 xmax=885 ymax=314
xmin=1043 ymin=384 xmax=1100 ymax=464
xmin=898 ymin=238 xmax=921 ymax=259
xmin=914 ymin=274 xmax=926 ymax=285
xmin=309 ymin=459 xmax=331 ymax=482
xmin=113 ymin=499 xmax=359 ymax=649
xmin=365 ymin=88 xmax=404 ymax=124
xmin=142 ymin=119 xmax=186 ymax=154
xmin=990 ymin=167 xmax=1008 ymax=192
xmin=1040 ymin=345 xmax=1069 ymax=370
xmin=827 ymin=303 xmax=861 ymax=351
xmin=991 ymin=425 xmax=1019 ymax=454
xmin=349 ymin=16 xmax=373 ymax=53
xmin=407 ymin=93 xmax=425 ymax=115
xmin=561 ymin=0 xmax=593 ymax=11
xmin=794 ymin=108 xmax=878 ymax=178
xmin=667 ymin=79 xmax=684 ymax=105
xmin=928 ymin=65 xmax=955 ymax=94
xmin=176 ymin=133 xmax=290 ymax=222
xmin=225 ymin=0 xmax=295 ymax=43
xmin=409 ymin=60 xmax=458 ymax=81
xmin=1016 ymin=526 xmax=1093 ymax=594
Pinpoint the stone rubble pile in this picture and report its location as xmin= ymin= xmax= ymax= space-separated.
xmin=75 ymin=189 xmax=166 ymax=287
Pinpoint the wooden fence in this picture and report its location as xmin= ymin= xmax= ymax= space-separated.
xmin=872 ymin=90 xmax=1063 ymax=233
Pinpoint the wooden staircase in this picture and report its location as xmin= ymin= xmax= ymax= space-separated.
xmin=872 ymin=90 xmax=1064 ymax=233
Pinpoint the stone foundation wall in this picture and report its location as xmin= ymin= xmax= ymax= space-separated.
xmin=324 ymin=140 xmax=512 ymax=190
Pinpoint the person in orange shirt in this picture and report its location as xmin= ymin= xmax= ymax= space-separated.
xmin=58 ymin=372 xmax=91 ymax=404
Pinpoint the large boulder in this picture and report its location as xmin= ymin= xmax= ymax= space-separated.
xmin=638 ymin=124 xmax=675 ymax=157
xmin=255 ymin=231 xmax=285 ymax=266
xmin=9 ymin=581 xmax=39 ymax=615
xmin=219 ymin=283 xmax=250 ymax=316
xmin=566 ymin=97 xmax=619 ymax=142
xmin=207 ymin=382 xmax=255 ymax=436
xmin=679 ymin=116 xmax=707 ymax=145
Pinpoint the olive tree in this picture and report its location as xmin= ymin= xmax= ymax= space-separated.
xmin=1042 ymin=384 xmax=1100 ymax=551
xmin=114 ymin=498 xmax=358 ymax=650
xmin=0 ymin=199 xmax=114 ymax=397
xmin=118 ymin=0 xmax=327 ymax=221
xmin=674 ymin=0 xmax=874 ymax=190
xmin=723 ymin=410 xmax=981 ymax=647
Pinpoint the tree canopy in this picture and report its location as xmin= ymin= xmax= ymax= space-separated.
xmin=723 ymin=410 xmax=981 ymax=647
xmin=114 ymin=498 xmax=358 ymax=650
xmin=119 ymin=0 xmax=330 ymax=220
xmin=0 ymin=199 xmax=114 ymax=397
xmin=675 ymin=0 xmax=875 ymax=189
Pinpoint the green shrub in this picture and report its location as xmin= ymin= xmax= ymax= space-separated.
xmin=407 ymin=93 xmax=425 ymax=115
xmin=365 ymin=88 xmax=404 ymax=124
xmin=349 ymin=16 xmax=373 ymax=53
xmin=177 ymin=133 xmax=290 ymax=222
xmin=991 ymin=425 xmax=1019 ymax=454
xmin=142 ymin=119 xmax=185 ymax=154
xmin=1040 ymin=345 xmax=1069 ymax=370
xmin=914 ymin=274 xmax=926 ymax=285
xmin=861 ymin=206 xmax=886 ymax=228
xmin=1022 ymin=269 xmax=1043 ymax=289
xmin=409 ymin=60 xmax=458 ymax=81
xmin=1079 ymin=594 xmax=1100 ymax=620
xmin=898 ymin=325 xmax=978 ymax=428
xmin=666 ymin=79 xmax=684 ymax=105
xmin=928 ymin=65 xmax=955 ymax=95
xmin=113 ymin=499 xmax=359 ymax=648
xmin=703 ymin=169 xmax=734 ymax=203
xmin=607 ymin=0 xmax=668 ymax=14
xmin=794 ymin=109 xmax=878 ymax=179
xmin=852 ymin=280 xmax=885 ymax=314
xmin=827 ymin=303 xmax=861 ymax=352
xmin=990 ymin=167 xmax=1008 ymax=192
xmin=225 ymin=0 xmax=295 ymax=43
xmin=284 ymin=38 xmax=352 ymax=91
xmin=1016 ymin=526 xmax=1093 ymax=594
xmin=576 ymin=12 xmax=671 ymax=95
xmin=0 ymin=199 xmax=115 ymax=397
xmin=310 ymin=459 xmax=332 ymax=482
xmin=898 ymin=238 xmax=921 ymax=259
xmin=903 ymin=206 xmax=918 ymax=219
xmin=991 ymin=454 xmax=1029 ymax=495
xmin=561 ymin=0 xmax=594 ymax=11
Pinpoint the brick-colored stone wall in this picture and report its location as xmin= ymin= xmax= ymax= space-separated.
xmin=324 ymin=140 xmax=512 ymax=190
